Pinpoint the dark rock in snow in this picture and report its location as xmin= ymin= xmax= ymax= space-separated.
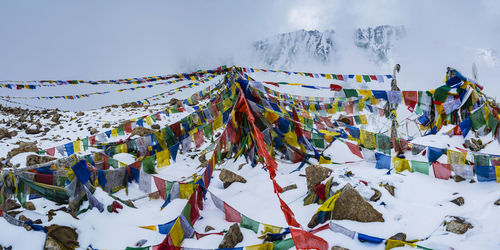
xmin=282 ymin=184 xmax=298 ymax=193
xmin=444 ymin=217 xmax=473 ymax=234
xmin=384 ymin=184 xmax=395 ymax=196
xmin=331 ymin=183 xmax=384 ymax=222
xmin=450 ymin=197 xmax=465 ymax=206
xmin=218 ymin=223 xmax=243 ymax=249
xmin=370 ymin=188 xmax=382 ymax=202
xmin=305 ymin=165 xmax=331 ymax=190
xmin=219 ymin=169 xmax=247 ymax=188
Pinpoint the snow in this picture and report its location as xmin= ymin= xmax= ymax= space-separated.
xmin=1 ymin=69 xmax=500 ymax=250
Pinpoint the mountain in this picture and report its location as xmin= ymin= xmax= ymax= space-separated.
xmin=354 ymin=25 xmax=406 ymax=63
xmin=253 ymin=29 xmax=336 ymax=69
xmin=252 ymin=25 xmax=405 ymax=68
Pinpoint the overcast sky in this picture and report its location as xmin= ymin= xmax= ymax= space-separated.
xmin=1 ymin=0 xmax=499 ymax=101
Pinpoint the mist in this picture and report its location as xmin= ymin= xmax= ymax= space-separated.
xmin=1 ymin=0 xmax=499 ymax=102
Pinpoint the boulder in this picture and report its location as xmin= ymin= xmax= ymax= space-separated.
xmin=305 ymin=165 xmax=331 ymax=190
xmin=24 ymin=201 xmax=36 ymax=210
xmin=130 ymin=127 xmax=155 ymax=137
xmin=495 ymin=198 xmax=500 ymax=206
xmin=444 ymin=217 xmax=473 ymax=234
xmin=0 ymin=128 xmax=17 ymax=140
xmin=384 ymin=184 xmax=395 ymax=196
xmin=51 ymin=113 xmax=61 ymax=123
xmin=450 ymin=197 xmax=464 ymax=206
xmin=151 ymin=124 xmax=160 ymax=130
xmin=452 ymin=175 xmax=466 ymax=182
xmin=7 ymin=141 xmax=39 ymax=158
xmin=90 ymin=127 xmax=98 ymax=135
xmin=76 ymin=111 xmax=84 ymax=116
xmin=26 ymin=154 xmax=56 ymax=166
xmin=331 ymin=246 xmax=349 ymax=250
xmin=0 ymin=199 xmax=21 ymax=211
xmin=369 ymin=188 xmax=382 ymax=202
xmin=102 ymin=123 xmax=111 ymax=128
xmin=219 ymin=169 xmax=247 ymax=188
xmin=44 ymin=224 xmax=79 ymax=250
xmin=388 ymin=232 xmax=406 ymax=241
xmin=331 ymin=183 xmax=384 ymax=222
xmin=218 ymin=223 xmax=243 ymax=249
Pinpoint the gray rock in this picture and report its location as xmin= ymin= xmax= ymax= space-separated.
xmin=445 ymin=217 xmax=473 ymax=234
xmin=331 ymin=246 xmax=349 ymax=250
xmin=218 ymin=223 xmax=243 ymax=249
xmin=205 ymin=226 xmax=215 ymax=232
xmin=495 ymin=199 xmax=500 ymax=206
xmin=219 ymin=169 xmax=247 ymax=188
xmin=450 ymin=197 xmax=465 ymax=206
xmin=282 ymin=184 xmax=298 ymax=193
xmin=151 ymin=124 xmax=160 ymax=130
xmin=26 ymin=154 xmax=56 ymax=166
xmin=331 ymin=183 xmax=384 ymax=222
xmin=453 ymin=175 xmax=466 ymax=182
xmin=384 ymin=184 xmax=395 ymax=196
xmin=389 ymin=232 xmax=406 ymax=241
xmin=24 ymin=201 xmax=36 ymax=211
xmin=305 ymin=165 xmax=331 ymax=190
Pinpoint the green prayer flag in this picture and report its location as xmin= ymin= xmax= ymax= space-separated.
xmin=343 ymin=89 xmax=359 ymax=98
xmin=142 ymin=156 xmax=156 ymax=174
xmin=82 ymin=137 xmax=89 ymax=151
xmin=163 ymin=127 xmax=177 ymax=147
xmin=487 ymin=115 xmax=498 ymax=132
xmin=474 ymin=154 xmax=490 ymax=166
xmin=273 ymin=238 xmax=295 ymax=250
xmin=363 ymin=75 xmax=371 ymax=82
xmin=470 ymin=107 xmax=486 ymax=130
xmin=411 ymin=160 xmax=429 ymax=175
xmin=17 ymin=179 xmax=26 ymax=206
xmin=117 ymin=126 xmax=125 ymax=136
xmin=354 ymin=115 xmax=361 ymax=125
xmin=433 ymin=85 xmax=451 ymax=103
xmin=108 ymin=158 xmax=119 ymax=169
xmin=375 ymin=133 xmax=391 ymax=155
xmin=240 ymin=214 xmax=260 ymax=233
xmin=312 ymin=133 xmax=325 ymax=148
xmin=181 ymin=203 xmax=192 ymax=226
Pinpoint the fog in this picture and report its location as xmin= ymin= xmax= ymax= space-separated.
xmin=1 ymin=0 xmax=499 ymax=107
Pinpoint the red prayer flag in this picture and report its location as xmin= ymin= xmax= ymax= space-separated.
xmin=170 ymin=122 xmax=181 ymax=138
xmin=223 ymin=202 xmax=241 ymax=223
xmin=46 ymin=147 xmax=55 ymax=157
xmin=337 ymin=75 xmax=344 ymax=81
xmin=291 ymin=228 xmax=329 ymax=250
xmin=124 ymin=123 xmax=133 ymax=133
xmin=369 ymin=75 xmax=377 ymax=81
xmin=330 ymin=84 xmax=342 ymax=91
xmin=432 ymin=162 xmax=452 ymax=180
xmin=194 ymin=130 xmax=205 ymax=148
xmin=89 ymin=135 xmax=96 ymax=146
xmin=346 ymin=141 xmax=364 ymax=159
xmin=153 ymin=176 xmax=166 ymax=200
xmin=403 ymin=91 xmax=418 ymax=112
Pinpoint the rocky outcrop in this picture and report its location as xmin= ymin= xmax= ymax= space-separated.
xmin=7 ymin=141 xmax=39 ymax=158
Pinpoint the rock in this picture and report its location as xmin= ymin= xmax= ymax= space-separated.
xmin=219 ymin=169 xmax=247 ymax=188
xmin=305 ymin=165 xmax=331 ymax=190
xmin=1 ymin=199 xmax=21 ymax=211
xmin=330 ymin=183 xmax=384 ymax=222
xmin=7 ymin=141 xmax=39 ymax=158
xmin=198 ymin=153 xmax=207 ymax=164
xmin=307 ymin=213 xmax=320 ymax=228
xmin=151 ymin=124 xmax=160 ymax=130
xmin=24 ymin=201 xmax=36 ymax=210
xmin=90 ymin=127 xmax=98 ymax=135
xmin=495 ymin=199 xmax=500 ymax=206
xmin=169 ymin=98 xmax=183 ymax=106
xmin=338 ymin=114 xmax=352 ymax=125
xmin=370 ymin=188 xmax=382 ymax=202
xmin=444 ymin=217 xmax=473 ymax=234
xmin=26 ymin=154 xmax=56 ymax=166
xmin=18 ymin=215 xmax=29 ymax=222
xmin=205 ymin=226 xmax=215 ymax=232
xmin=0 ymin=128 xmax=17 ymax=140
xmin=388 ymin=232 xmax=407 ymax=242
xmin=384 ymin=184 xmax=395 ymax=196
xmin=33 ymin=219 xmax=42 ymax=224
xmin=218 ymin=223 xmax=243 ymax=249
xmin=45 ymin=224 xmax=79 ymax=249
xmin=130 ymin=127 xmax=155 ymax=137
xmin=282 ymin=184 xmax=298 ymax=193
xmin=453 ymin=175 xmax=466 ymax=182
xmin=51 ymin=113 xmax=60 ymax=123
xmin=76 ymin=111 xmax=84 ymax=116
xmin=331 ymin=246 xmax=349 ymax=250
xmin=450 ymin=197 xmax=465 ymax=206
xmin=102 ymin=123 xmax=111 ymax=128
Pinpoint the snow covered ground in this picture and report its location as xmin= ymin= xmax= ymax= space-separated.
xmin=1 ymin=69 xmax=499 ymax=250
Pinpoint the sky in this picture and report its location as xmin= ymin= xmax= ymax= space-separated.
xmin=1 ymin=0 xmax=499 ymax=104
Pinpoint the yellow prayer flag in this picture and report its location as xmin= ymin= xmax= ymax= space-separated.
xmin=156 ymin=148 xmax=171 ymax=168
xmin=325 ymin=74 xmax=332 ymax=79
xmin=145 ymin=116 xmax=153 ymax=125
xmin=214 ymin=114 xmax=223 ymax=130
xmin=246 ymin=243 xmax=273 ymax=250
xmin=170 ymin=218 xmax=184 ymax=246
xmin=261 ymin=224 xmax=282 ymax=234
xmin=446 ymin=150 xmax=466 ymax=165
xmin=264 ymin=110 xmax=279 ymax=123
xmin=318 ymin=129 xmax=339 ymax=137
xmin=355 ymin=75 xmax=362 ymax=83
xmin=317 ymin=192 xmax=341 ymax=212
xmin=188 ymin=127 xmax=199 ymax=136
xmin=111 ymin=129 xmax=118 ymax=138
xmin=319 ymin=156 xmax=332 ymax=165
xmin=179 ymin=183 xmax=194 ymax=199
xmin=393 ymin=157 xmax=411 ymax=173
xmin=284 ymin=131 xmax=299 ymax=147
xmin=139 ymin=225 xmax=157 ymax=231
xmin=495 ymin=166 xmax=500 ymax=183
xmin=358 ymin=89 xmax=373 ymax=97
xmin=359 ymin=115 xmax=368 ymax=125
xmin=371 ymin=97 xmax=379 ymax=105
xmin=360 ymin=130 xmax=376 ymax=149
xmin=385 ymin=239 xmax=416 ymax=250
xmin=73 ymin=140 xmax=81 ymax=153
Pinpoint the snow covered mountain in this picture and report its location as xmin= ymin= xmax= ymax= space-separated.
xmin=253 ymin=25 xmax=405 ymax=68
xmin=253 ymin=29 xmax=336 ymax=69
